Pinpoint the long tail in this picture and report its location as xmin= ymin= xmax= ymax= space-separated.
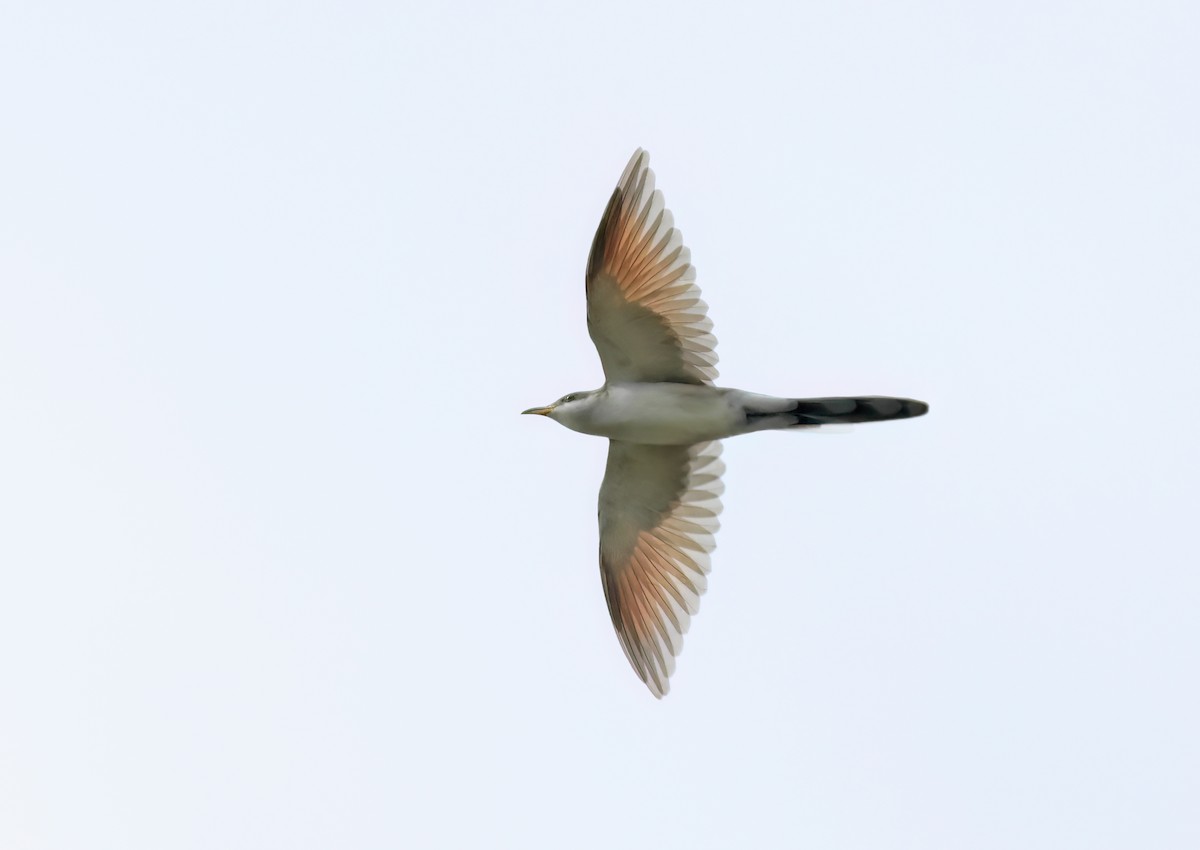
xmin=741 ymin=394 xmax=929 ymax=430
xmin=787 ymin=396 xmax=929 ymax=425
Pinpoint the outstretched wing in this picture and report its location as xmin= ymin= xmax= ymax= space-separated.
xmin=598 ymin=440 xmax=724 ymax=697
xmin=585 ymin=149 xmax=719 ymax=385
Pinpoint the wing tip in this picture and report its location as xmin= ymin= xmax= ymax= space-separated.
xmin=618 ymin=148 xmax=651 ymax=193
xmin=619 ymin=147 xmax=648 ymax=187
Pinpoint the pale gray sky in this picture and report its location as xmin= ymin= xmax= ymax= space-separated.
xmin=2 ymin=2 xmax=1198 ymax=848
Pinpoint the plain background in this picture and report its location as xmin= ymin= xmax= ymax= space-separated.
xmin=2 ymin=2 xmax=1197 ymax=848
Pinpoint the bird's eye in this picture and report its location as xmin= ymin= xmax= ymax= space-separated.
xmin=564 ymin=394 xmax=577 ymax=403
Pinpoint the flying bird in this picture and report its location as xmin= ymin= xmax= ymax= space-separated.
xmin=523 ymin=149 xmax=928 ymax=697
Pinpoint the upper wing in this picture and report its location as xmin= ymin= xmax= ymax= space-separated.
xmin=585 ymin=149 xmax=719 ymax=385
xmin=598 ymin=440 xmax=724 ymax=697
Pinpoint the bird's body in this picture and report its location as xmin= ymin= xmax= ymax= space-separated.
xmin=544 ymin=383 xmax=927 ymax=445
xmin=524 ymin=149 xmax=928 ymax=697
xmin=548 ymin=383 xmax=747 ymax=444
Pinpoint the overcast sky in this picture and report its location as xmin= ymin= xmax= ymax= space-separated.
xmin=2 ymin=2 xmax=1198 ymax=848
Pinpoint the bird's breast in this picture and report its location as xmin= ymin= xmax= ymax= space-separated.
xmin=570 ymin=383 xmax=740 ymax=445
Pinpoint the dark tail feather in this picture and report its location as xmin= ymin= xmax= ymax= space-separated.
xmin=789 ymin=396 xmax=929 ymax=425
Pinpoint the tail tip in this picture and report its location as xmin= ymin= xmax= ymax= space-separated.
xmin=906 ymin=399 xmax=929 ymax=418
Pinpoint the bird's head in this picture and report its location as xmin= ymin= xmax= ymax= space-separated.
xmin=521 ymin=390 xmax=596 ymax=423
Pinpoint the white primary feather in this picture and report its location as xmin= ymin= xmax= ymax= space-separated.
xmin=598 ymin=440 xmax=724 ymax=698
xmin=585 ymin=149 xmax=719 ymax=385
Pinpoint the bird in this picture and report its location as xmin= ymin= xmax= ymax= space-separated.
xmin=523 ymin=149 xmax=928 ymax=698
